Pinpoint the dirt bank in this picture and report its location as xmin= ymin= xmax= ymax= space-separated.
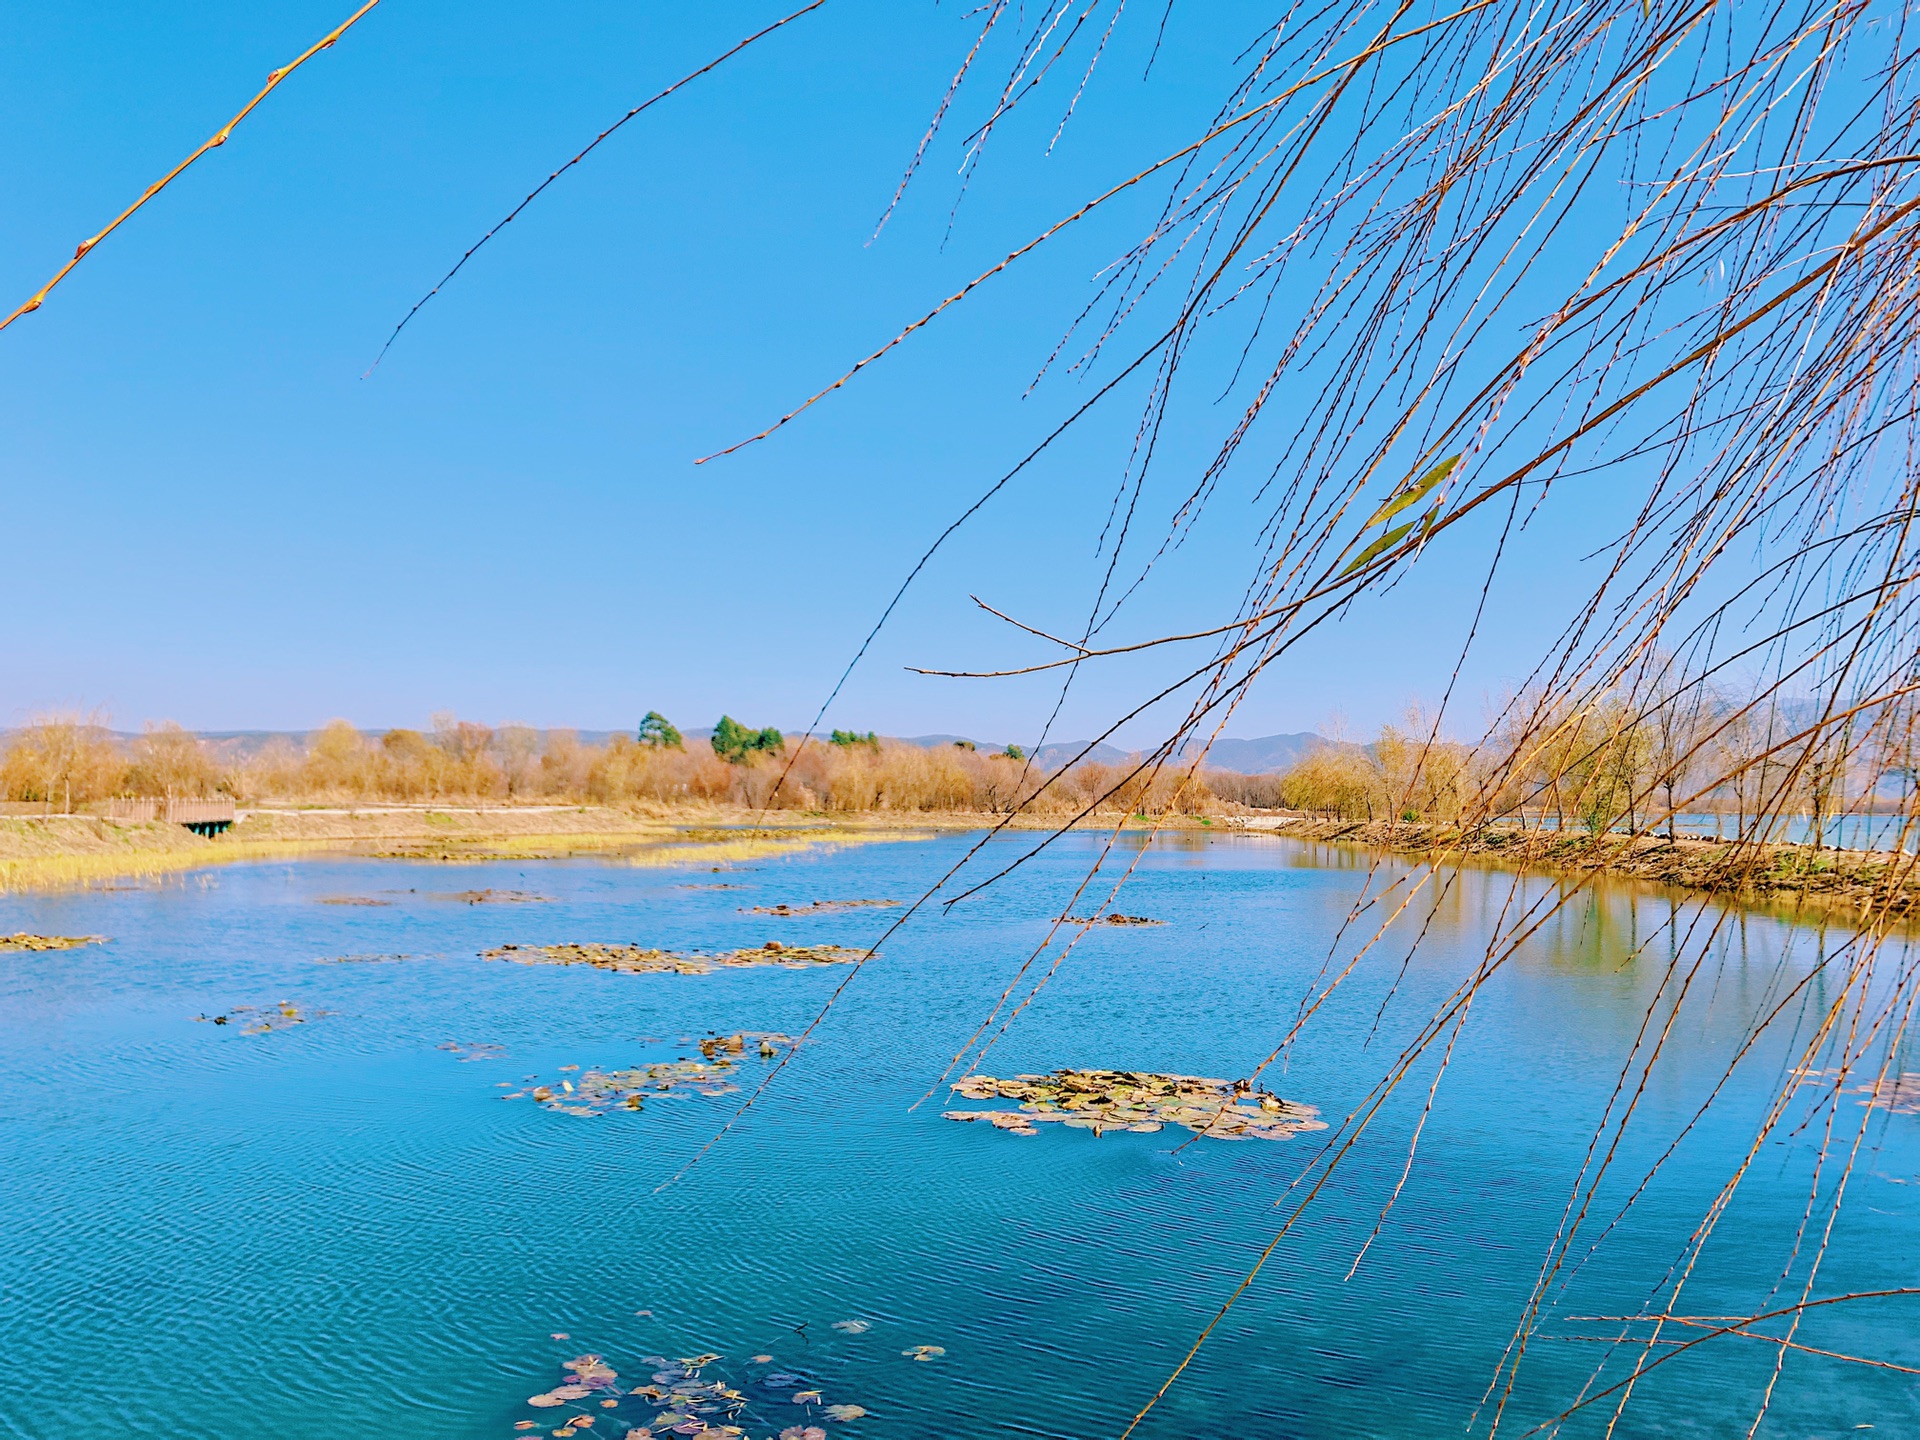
xmin=0 ymin=804 xmax=966 ymax=891
xmin=1231 ymin=815 xmax=1920 ymax=918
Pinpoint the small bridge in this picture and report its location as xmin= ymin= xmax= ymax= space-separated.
xmin=105 ymin=798 xmax=237 ymax=836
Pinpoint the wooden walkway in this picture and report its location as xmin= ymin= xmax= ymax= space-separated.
xmin=105 ymin=798 xmax=237 ymax=835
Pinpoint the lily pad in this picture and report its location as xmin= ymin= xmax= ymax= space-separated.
xmin=432 ymin=889 xmax=553 ymax=904
xmin=195 ymin=1001 xmax=334 ymax=1036
xmin=901 ymin=1346 xmax=944 ymax=1362
xmin=508 ymin=1039 xmax=796 ymax=1119
xmin=0 ymin=933 xmax=105 ymax=951
xmin=746 ymin=899 xmax=900 ymax=916
xmin=439 ymin=1041 xmax=507 ymax=1062
xmin=528 ymin=1341 xmax=867 ymax=1439
xmin=829 ymin=1320 xmax=870 ymax=1334
xmin=481 ymin=942 xmax=864 ymax=976
xmin=945 ymin=1068 xmax=1323 ymax=1142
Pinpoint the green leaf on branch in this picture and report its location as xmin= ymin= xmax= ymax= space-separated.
xmin=1338 ymin=519 xmax=1417 ymax=578
xmin=1365 ymin=453 xmax=1459 ymax=528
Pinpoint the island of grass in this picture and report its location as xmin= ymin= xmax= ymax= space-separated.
xmin=945 ymin=1068 xmax=1323 ymax=1139
xmin=480 ymin=940 xmax=863 ymax=975
xmin=0 ymin=932 xmax=106 ymax=951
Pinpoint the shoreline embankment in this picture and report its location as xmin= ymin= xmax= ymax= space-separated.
xmin=3 ymin=804 xmax=1915 ymax=920
xmin=1229 ymin=814 xmax=1920 ymax=919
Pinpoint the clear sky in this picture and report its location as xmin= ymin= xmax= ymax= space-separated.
xmin=1 ymin=2 xmax=1616 ymax=745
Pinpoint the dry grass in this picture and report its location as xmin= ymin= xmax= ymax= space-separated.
xmin=0 ymin=716 xmax=1225 ymax=817
xmin=0 ymin=803 xmax=940 ymax=892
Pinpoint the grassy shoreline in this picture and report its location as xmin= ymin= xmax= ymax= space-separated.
xmin=0 ymin=805 xmax=1003 ymax=892
xmin=1236 ymin=815 xmax=1920 ymax=920
xmin=3 ymin=805 xmax=1914 ymax=921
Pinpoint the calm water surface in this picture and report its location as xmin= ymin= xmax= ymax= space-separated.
xmin=2 ymin=833 xmax=1916 ymax=1439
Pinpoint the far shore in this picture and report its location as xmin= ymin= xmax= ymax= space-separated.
xmin=0 ymin=803 xmax=1201 ymax=893
xmin=1 ymin=804 xmax=1914 ymax=922
xmin=1245 ymin=814 xmax=1920 ymax=921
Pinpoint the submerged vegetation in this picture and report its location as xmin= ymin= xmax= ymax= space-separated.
xmin=0 ymin=932 xmax=104 ymax=951
xmin=746 ymin=899 xmax=900 ymax=916
xmin=520 ymin=1348 xmax=874 ymax=1437
xmin=945 ymin=1070 xmax=1323 ymax=1141
xmin=194 ymin=1002 xmax=326 ymax=1035
xmin=506 ymin=1035 xmax=797 ymax=1117
xmin=479 ymin=940 xmax=862 ymax=976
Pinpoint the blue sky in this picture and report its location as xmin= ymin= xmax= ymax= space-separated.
xmin=0 ymin=1 xmax=1618 ymax=745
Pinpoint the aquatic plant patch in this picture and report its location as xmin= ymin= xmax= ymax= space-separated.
xmin=439 ymin=1041 xmax=508 ymax=1062
xmin=745 ymin=899 xmax=901 ymax=916
xmin=432 ymin=888 xmax=552 ymax=904
xmin=501 ymin=1034 xmax=796 ymax=1116
xmin=1061 ymin=913 xmax=1164 ymax=926
xmin=317 ymin=895 xmax=391 ymax=906
xmin=317 ymin=952 xmax=417 ymax=963
xmin=518 ymin=1348 xmax=873 ymax=1435
xmin=0 ymin=932 xmax=106 ymax=951
xmin=1794 ymin=1066 xmax=1920 ymax=1115
xmin=944 ymin=1068 xmax=1323 ymax=1139
xmin=194 ymin=1002 xmax=332 ymax=1035
xmin=480 ymin=941 xmax=862 ymax=976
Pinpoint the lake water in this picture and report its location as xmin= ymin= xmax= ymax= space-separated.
xmin=2 ymin=832 xmax=1916 ymax=1439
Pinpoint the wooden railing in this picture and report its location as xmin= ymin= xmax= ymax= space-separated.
xmin=105 ymin=798 xmax=236 ymax=831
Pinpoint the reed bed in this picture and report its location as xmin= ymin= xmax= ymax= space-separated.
xmin=0 ymin=716 xmax=1220 ymax=818
xmin=0 ymin=839 xmax=349 ymax=894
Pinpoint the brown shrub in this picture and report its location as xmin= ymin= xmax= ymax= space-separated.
xmin=127 ymin=722 xmax=222 ymax=798
xmin=0 ymin=713 xmax=128 ymax=810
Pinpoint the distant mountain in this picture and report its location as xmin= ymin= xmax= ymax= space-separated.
xmin=3 ymin=723 xmax=1328 ymax=776
xmin=1032 ymin=740 xmax=1132 ymax=769
xmin=899 ymin=732 xmax=1327 ymax=774
xmin=900 ymin=734 xmax=1131 ymax=768
xmin=1190 ymin=732 xmax=1332 ymax=775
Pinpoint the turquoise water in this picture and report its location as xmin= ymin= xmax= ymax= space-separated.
xmin=2 ymin=833 xmax=1916 ymax=1439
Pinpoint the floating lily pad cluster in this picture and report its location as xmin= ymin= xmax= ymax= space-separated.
xmin=745 ymin=900 xmax=900 ymax=916
xmin=194 ymin=1002 xmax=331 ymax=1036
xmin=516 ymin=1348 xmax=871 ymax=1438
xmin=1795 ymin=1066 xmax=1920 ymax=1115
xmin=317 ymin=895 xmax=392 ymax=907
xmin=0 ymin=933 xmax=105 ymax=952
xmin=481 ymin=941 xmax=862 ymax=976
xmin=1061 ymin=914 xmax=1163 ymax=926
xmin=436 ymin=888 xmax=553 ymax=905
xmin=944 ymin=1069 xmax=1323 ymax=1140
xmin=319 ymin=952 xmax=415 ymax=964
xmin=504 ymin=1034 xmax=796 ymax=1117
xmin=439 ymin=1041 xmax=507 ymax=1062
